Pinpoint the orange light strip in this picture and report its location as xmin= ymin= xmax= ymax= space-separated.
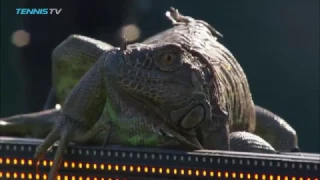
xmin=0 ymin=172 xmax=128 ymax=180
xmin=0 ymin=171 xmax=318 ymax=180
xmin=0 ymin=157 xmax=318 ymax=180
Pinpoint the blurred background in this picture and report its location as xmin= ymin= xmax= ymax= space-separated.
xmin=0 ymin=0 xmax=319 ymax=152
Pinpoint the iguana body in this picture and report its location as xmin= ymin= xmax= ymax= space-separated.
xmin=0 ymin=8 xmax=298 ymax=179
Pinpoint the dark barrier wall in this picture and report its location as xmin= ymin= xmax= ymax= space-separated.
xmin=0 ymin=1 xmax=319 ymax=152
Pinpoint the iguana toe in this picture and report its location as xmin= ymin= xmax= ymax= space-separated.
xmin=34 ymin=116 xmax=79 ymax=180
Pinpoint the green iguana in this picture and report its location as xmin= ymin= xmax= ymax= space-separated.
xmin=0 ymin=8 xmax=299 ymax=180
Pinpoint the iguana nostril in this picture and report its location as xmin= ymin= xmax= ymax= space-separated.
xmin=180 ymin=105 xmax=205 ymax=129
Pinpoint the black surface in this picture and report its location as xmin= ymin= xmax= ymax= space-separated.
xmin=0 ymin=137 xmax=319 ymax=180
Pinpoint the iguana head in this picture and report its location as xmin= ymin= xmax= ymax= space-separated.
xmin=104 ymin=42 xmax=212 ymax=136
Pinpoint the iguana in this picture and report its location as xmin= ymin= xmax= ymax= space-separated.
xmin=0 ymin=7 xmax=299 ymax=180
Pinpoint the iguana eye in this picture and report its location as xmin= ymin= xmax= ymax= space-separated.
xmin=162 ymin=54 xmax=175 ymax=65
xmin=153 ymin=44 xmax=183 ymax=71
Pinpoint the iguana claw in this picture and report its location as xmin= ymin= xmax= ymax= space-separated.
xmin=34 ymin=115 xmax=76 ymax=180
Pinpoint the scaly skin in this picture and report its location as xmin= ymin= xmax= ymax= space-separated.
xmin=52 ymin=35 xmax=114 ymax=102
xmin=0 ymin=7 xmax=299 ymax=179
xmin=0 ymin=108 xmax=278 ymax=153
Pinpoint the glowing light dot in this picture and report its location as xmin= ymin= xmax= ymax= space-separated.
xmin=180 ymin=169 xmax=185 ymax=175
xmin=166 ymin=168 xmax=171 ymax=174
xmin=232 ymin=172 xmax=236 ymax=178
xmin=240 ymin=173 xmax=244 ymax=179
xmin=225 ymin=172 xmax=229 ymax=178
xmin=159 ymin=168 xmax=163 ymax=174
xmin=6 ymin=172 xmax=10 ymax=178
xmin=188 ymin=170 xmax=192 ymax=175
xmin=85 ymin=163 xmax=90 ymax=169
xmin=195 ymin=170 xmax=199 ymax=176
xmin=202 ymin=170 xmax=207 ymax=176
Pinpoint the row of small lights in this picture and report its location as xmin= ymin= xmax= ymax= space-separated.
xmin=0 ymin=172 xmax=124 ymax=180
xmin=1 ymin=157 xmax=318 ymax=172
xmin=0 ymin=144 xmax=318 ymax=171
xmin=0 ymin=158 xmax=318 ymax=180
xmin=0 ymin=171 xmax=318 ymax=180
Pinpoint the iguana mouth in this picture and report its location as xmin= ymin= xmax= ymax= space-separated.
xmin=104 ymin=83 xmax=206 ymax=150
xmin=129 ymin=93 xmax=206 ymax=150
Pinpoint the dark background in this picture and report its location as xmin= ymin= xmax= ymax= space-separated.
xmin=1 ymin=0 xmax=319 ymax=152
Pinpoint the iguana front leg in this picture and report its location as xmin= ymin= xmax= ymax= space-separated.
xmin=52 ymin=34 xmax=114 ymax=103
xmin=34 ymin=51 xmax=109 ymax=180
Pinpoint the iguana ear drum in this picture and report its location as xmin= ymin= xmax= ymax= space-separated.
xmin=170 ymin=105 xmax=205 ymax=129
xmin=180 ymin=105 xmax=205 ymax=129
